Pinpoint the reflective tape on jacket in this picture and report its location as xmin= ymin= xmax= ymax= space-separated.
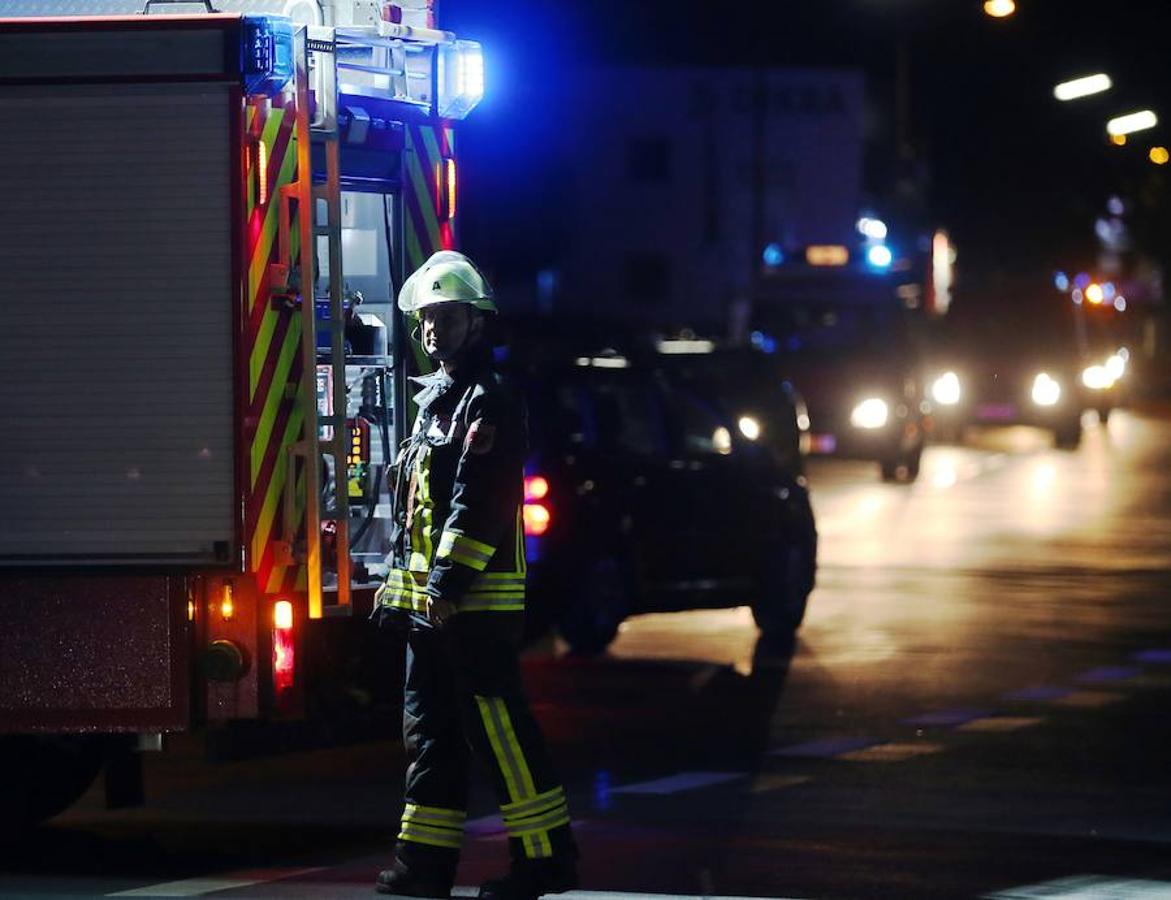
xmin=379 ymin=569 xmax=430 ymax=613
xmin=437 ymin=530 xmax=496 ymax=571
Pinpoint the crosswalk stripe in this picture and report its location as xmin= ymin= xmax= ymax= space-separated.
xmin=837 ymin=742 xmax=945 ymax=762
xmin=1054 ymin=690 xmax=1125 ymax=708
xmin=749 ymin=774 xmax=813 ymax=794
xmin=107 ymin=868 xmax=324 ymax=897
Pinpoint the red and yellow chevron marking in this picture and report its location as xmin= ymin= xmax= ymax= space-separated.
xmin=243 ymin=96 xmax=307 ymax=596
xmin=403 ymin=122 xmax=456 ymax=376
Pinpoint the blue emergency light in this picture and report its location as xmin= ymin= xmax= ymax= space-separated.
xmin=242 ymin=15 xmax=294 ymax=96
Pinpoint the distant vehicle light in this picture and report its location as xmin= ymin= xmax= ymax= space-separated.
xmin=983 ymin=0 xmax=1015 ymax=17
xmin=866 ymin=245 xmax=893 ymax=269
xmin=656 ymin=339 xmax=715 ymax=354
xmin=1114 ymin=296 xmax=1127 ymax=311
xmin=524 ymin=475 xmax=549 ymax=502
xmin=1054 ymin=272 xmax=1070 ymax=292
xmin=763 ymin=243 xmax=785 ymax=266
xmin=1105 ymin=353 xmax=1127 ymax=380
xmin=712 ymin=426 xmax=733 ymax=455
xmin=1107 ymin=110 xmax=1158 ymax=137
xmin=737 ymin=416 xmax=762 ymax=441
xmin=1085 ymin=283 xmax=1105 ymax=304
xmin=857 ymin=217 xmax=888 ymax=240
xmin=796 ymin=413 xmax=811 ymax=432
xmin=1054 ymin=74 xmax=1112 ymax=102
xmin=1151 ymin=147 xmax=1170 ymax=165
xmin=1082 ymin=365 xmax=1115 ymax=390
xmin=850 ymin=398 xmax=889 ymax=430
xmin=523 ymin=503 xmax=551 ymax=537
xmin=931 ymin=372 xmax=962 ymax=406
xmin=806 ymin=245 xmax=850 ymax=266
xmin=1031 ymin=373 xmax=1062 ymax=406
xmin=575 ymin=355 xmax=629 ymax=369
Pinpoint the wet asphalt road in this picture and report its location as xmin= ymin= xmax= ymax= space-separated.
xmin=4 ymin=410 xmax=1171 ymax=899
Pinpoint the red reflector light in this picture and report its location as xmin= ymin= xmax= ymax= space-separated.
xmin=523 ymin=503 xmax=551 ymax=536
xmin=524 ymin=475 xmax=549 ymax=502
xmin=272 ymin=600 xmax=295 ymax=694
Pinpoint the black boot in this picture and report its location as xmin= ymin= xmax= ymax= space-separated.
xmin=375 ymin=846 xmax=456 ymax=898
xmin=477 ymin=857 xmax=578 ymax=900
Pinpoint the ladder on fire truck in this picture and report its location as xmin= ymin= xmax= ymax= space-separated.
xmin=285 ymin=15 xmax=465 ymax=617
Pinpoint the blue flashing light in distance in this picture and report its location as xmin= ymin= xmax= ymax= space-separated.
xmin=1054 ymin=271 xmax=1070 ymax=292
xmin=1074 ymin=272 xmax=1092 ymax=290
xmin=866 ymin=244 xmax=893 ymax=269
xmin=750 ymin=330 xmax=778 ymax=354
xmin=242 ymin=16 xmax=294 ymax=96
xmin=762 ymin=243 xmax=785 ymax=267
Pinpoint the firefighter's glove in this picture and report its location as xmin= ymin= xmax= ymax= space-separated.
xmin=426 ymin=596 xmax=458 ymax=628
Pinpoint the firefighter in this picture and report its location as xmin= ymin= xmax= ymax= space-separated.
xmin=373 ymin=251 xmax=578 ymax=900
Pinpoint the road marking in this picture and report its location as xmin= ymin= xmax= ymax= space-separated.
xmin=454 ymin=891 xmax=803 ymax=900
xmin=772 ymin=736 xmax=883 ymax=758
xmin=838 ymin=742 xmax=945 ymax=762
xmin=748 ymin=774 xmax=812 ymax=794
xmin=904 ymin=708 xmax=992 ymax=727
xmin=107 ymin=868 xmax=324 ymax=897
xmin=957 ymin=716 xmax=1044 ymax=733
xmin=984 ymin=874 xmax=1171 ymax=898
xmin=1004 ymin=686 xmax=1073 ymax=702
xmin=1074 ymin=666 xmax=1141 ymax=684
xmin=611 ymin=772 xmax=744 ymax=795
xmin=1053 ymin=690 xmax=1125 ymax=708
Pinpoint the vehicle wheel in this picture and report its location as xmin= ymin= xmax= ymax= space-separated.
xmin=1097 ymin=407 xmax=1111 ymax=425
xmin=752 ymin=533 xmax=816 ymax=635
xmin=0 ymin=736 xmax=105 ymax=837
xmin=1054 ymin=421 xmax=1082 ymax=450
xmin=556 ymin=555 xmax=631 ymax=656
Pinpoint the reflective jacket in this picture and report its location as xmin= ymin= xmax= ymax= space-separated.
xmin=377 ymin=359 xmax=527 ymax=615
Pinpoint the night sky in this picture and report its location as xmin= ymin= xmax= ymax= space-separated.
xmin=442 ymin=0 xmax=1171 ymax=305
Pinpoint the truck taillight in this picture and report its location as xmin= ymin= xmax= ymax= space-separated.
xmin=437 ymin=157 xmax=456 ymax=220
xmin=523 ymin=475 xmax=551 ymax=536
xmin=523 ymin=504 xmax=550 ymax=537
xmin=524 ymin=476 xmax=549 ymax=502
xmin=272 ymin=600 xmax=295 ymax=695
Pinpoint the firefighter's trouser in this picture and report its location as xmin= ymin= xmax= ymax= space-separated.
xmin=397 ymin=612 xmax=575 ymax=865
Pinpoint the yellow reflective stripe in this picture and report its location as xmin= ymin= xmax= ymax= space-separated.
xmin=379 ymin=569 xmax=430 ymax=612
xmin=403 ymin=803 xmax=466 ymax=826
xmin=437 ymin=532 xmax=495 ymax=571
xmin=495 ymin=699 xmax=537 ymax=798
xmin=398 ymin=824 xmax=463 ymax=849
xmin=476 ymin=695 xmax=524 ymax=803
xmin=505 ymin=808 xmax=570 ymax=839
xmin=501 ymin=787 xmax=565 ymax=822
xmin=474 ymin=571 xmax=526 ymax=582
xmin=409 ymin=450 xmax=434 ymax=570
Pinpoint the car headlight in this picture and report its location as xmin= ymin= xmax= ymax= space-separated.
xmin=931 ymin=372 xmax=962 ymax=406
xmin=1031 ymin=372 xmax=1061 ymax=406
xmin=850 ymin=397 xmax=889 ymax=429
xmin=1081 ymin=364 xmax=1115 ymax=390
xmin=1105 ymin=352 xmax=1127 ymax=381
xmin=737 ymin=415 xmax=762 ymax=441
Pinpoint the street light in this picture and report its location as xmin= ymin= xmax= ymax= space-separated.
xmin=1107 ymin=110 xmax=1158 ymax=137
xmin=983 ymin=0 xmax=1016 ymax=18
xmin=1053 ymin=74 xmax=1112 ymax=102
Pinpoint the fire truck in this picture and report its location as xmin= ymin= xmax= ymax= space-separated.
xmin=0 ymin=0 xmax=483 ymax=828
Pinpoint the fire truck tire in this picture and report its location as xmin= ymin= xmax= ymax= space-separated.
xmin=752 ymin=535 xmax=816 ymax=635
xmin=556 ymin=555 xmax=631 ymax=656
xmin=0 ymin=736 xmax=105 ymax=836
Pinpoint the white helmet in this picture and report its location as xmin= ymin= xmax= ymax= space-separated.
xmin=397 ymin=250 xmax=498 ymax=316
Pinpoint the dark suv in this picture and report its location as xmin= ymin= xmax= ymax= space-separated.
xmin=509 ymin=345 xmax=817 ymax=655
